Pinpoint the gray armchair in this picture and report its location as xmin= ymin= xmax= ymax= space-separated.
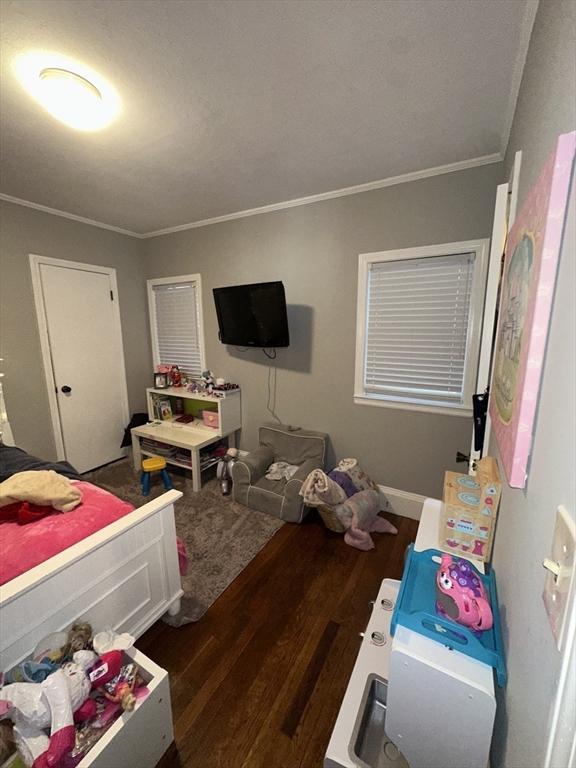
xmin=232 ymin=424 xmax=328 ymax=522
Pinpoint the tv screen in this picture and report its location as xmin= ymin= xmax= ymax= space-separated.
xmin=213 ymin=281 xmax=290 ymax=348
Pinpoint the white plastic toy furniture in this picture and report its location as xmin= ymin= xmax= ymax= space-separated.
xmin=325 ymin=498 xmax=496 ymax=768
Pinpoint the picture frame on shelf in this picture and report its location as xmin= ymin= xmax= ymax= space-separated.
xmin=159 ymin=398 xmax=172 ymax=421
xmin=154 ymin=372 xmax=168 ymax=389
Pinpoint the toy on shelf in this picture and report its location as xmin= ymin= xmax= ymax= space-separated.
xmin=169 ymin=366 xmax=182 ymax=387
xmin=439 ymin=456 xmax=502 ymax=563
xmin=201 ymin=410 xmax=219 ymax=429
xmin=436 ymin=553 xmax=493 ymax=632
xmin=200 ymin=370 xmax=215 ymax=394
xmin=212 ymin=381 xmax=239 ymax=392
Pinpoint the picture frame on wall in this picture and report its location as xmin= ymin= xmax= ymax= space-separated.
xmin=490 ymin=131 xmax=575 ymax=488
xmin=154 ymin=372 xmax=168 ymax=389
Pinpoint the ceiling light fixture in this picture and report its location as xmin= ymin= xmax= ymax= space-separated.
xmin=15 ymin=52 xmax=121 ymax=131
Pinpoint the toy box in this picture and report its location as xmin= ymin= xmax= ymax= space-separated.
xmin=438 ymin=456 xmax=501 ymax=563
xmin=201 ymin=410 xmax=219 ymax=429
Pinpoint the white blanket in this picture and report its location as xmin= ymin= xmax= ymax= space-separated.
xmin=0 ymin=470 xmax=82 ymax=512
xmin=265 ymin=462 xmax=299 ymax=481
xmin=299 ymin=469 xmax=347 ymax=507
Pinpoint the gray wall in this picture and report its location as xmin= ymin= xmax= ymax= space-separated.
xmin=0 ymin=200 xmax=151 ymax=459
xmin=490 ymin=1 xmax=576 ymax=767
xmin=142 ymin=162 xmax=502 ymax=498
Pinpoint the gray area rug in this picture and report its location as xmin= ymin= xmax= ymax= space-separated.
xmin=83 ymin=459 xmax=284 ymax=624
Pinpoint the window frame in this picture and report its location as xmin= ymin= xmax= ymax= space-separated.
xmin=354 ymin=239 xmax=490 ymax=417
xmin=147 ymin=273 xmax=206 ymax=378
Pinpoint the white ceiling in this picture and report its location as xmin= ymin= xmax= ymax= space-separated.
xmin=0 ymin=0 xmax=534 ymax=236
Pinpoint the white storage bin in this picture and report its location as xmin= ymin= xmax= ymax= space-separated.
xmin=4 ymin=647 xmax=173 ymax=768
xmin=77 ymin=647 xmax=173 ymax=768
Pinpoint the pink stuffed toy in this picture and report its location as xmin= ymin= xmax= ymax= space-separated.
xmin=335 ymin=490 xmax=398 ymax=551
xmin=436 ymin=554 xmax=493 ymax=632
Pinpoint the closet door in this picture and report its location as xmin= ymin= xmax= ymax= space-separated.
xmin=33 ymin=257 xmax=129 ymax=473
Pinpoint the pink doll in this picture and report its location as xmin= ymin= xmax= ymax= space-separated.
xmin=100 ymin=663 xmax=138 ymax=712
xmin=91 ymin=663 xmax=141 ymax=730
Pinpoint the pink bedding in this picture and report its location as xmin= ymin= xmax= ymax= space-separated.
xmin=0 ymin=481 xmax=134 ymax=586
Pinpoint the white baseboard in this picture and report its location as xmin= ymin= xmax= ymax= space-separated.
xmin=378 ymin=485 xmax=427 ymax=521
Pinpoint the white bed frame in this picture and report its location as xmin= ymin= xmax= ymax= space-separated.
xmin=0 ymin=489 xmax=184 ymax=673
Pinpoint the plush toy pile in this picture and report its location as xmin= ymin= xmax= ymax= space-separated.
xmin=300 ymin=458 xmax=398 ymax=550
xmin=0 ymin=623 xmax=147 ymax=768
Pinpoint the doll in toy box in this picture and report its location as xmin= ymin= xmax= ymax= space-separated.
xmin=439 ymin=456 xmax=501 ymax=563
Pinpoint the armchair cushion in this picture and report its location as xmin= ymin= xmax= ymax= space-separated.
xmin=237 ymin=446 xmax=273 ymax=484
xmin=282 ymin=458 xmax=323 ymax=522
xmin=258 ymin=425 xmax=326 ymax=466
xmin=232 ymin=446 xmax=273 ymax=508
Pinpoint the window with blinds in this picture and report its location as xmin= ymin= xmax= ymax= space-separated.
xmin=148 ymin=277 xmax=205 ymax=378
xmin=355 ymin=242 xmax=487 ymax=413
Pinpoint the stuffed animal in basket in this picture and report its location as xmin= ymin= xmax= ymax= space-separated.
xmin=299 ymin=460 xmax=398 ymax=551
xmin=435 ymin=554 xmax=493 ymax=632
xmin=0 ymin=650 xmax=125 ymax=768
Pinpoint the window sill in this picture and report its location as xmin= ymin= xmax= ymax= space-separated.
xmin=353 ymin=394 xmax=472 ymax=418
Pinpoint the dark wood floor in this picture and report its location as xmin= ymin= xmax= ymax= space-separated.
xmin=139 ymin=510 xmax=418 ymax=768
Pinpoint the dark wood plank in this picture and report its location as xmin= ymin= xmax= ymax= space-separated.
xmin=148 ymin=511 xmax=418 ymax=768
xmin=281 ymin=619 xmax=340 ymax=738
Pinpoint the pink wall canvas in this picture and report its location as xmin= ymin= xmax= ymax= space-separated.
xmin=490 ymin=131 xmax=575 ymax=488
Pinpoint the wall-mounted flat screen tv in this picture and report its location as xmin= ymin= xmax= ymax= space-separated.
xmin=213 ymin=281 xmax=290 ymax=347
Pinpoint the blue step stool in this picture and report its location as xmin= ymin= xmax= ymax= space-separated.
xmin=141 ymin=456 xmax=173 ymax=496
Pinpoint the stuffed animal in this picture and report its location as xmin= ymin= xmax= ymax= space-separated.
xmin=200 ymin=370 xmax=215 ymax=394
xmin=300 ymin=468 xmax=398 ymax=550
xmin=0 ymin=721 xmax=16 ymax=765
xmin=60 ymin=622 xmax=92 ymax=662
xmin=0 ymin=650 xmax=124 ymax=768
xmin=334 ymin=490 xmax=398 ymax=551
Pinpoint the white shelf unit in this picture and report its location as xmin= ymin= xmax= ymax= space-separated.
xmin=131 ymin=387 xmax=241 ymax=491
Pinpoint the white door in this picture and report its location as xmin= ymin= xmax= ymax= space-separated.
xmin=34 ymin=259 xmax=129 ymax=473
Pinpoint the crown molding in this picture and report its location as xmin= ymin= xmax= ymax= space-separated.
xmin=1 ymin=152 xmax=502 ymax=240
xmin=0 ymin=193 xmax=142 ymax=238
xmin=500 ymin=0 xmax=539 ymax=159
xmin=141 ymin=153 xmax=502 ymax=238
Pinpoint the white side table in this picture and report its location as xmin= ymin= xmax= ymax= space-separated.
xmin=131 ymin=422 xmax=225 ymax=492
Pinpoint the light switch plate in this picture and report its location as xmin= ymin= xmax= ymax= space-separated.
xmin=542 ymin=505 xmax=576 ymax=652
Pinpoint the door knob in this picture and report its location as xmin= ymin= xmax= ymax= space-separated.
xmin=61 ymin=385 xmax=72 ymax=393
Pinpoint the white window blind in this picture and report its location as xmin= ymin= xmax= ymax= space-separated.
xmin=364 ymin=252 xmax=476 ymax=408
xmin=151 ymin=280 xmax=204 ymax=377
